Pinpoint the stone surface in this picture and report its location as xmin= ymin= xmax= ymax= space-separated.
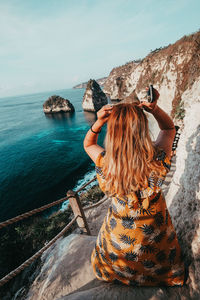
xmin=60 ymin=282 xmax=189 ymax=300
xmin=103 ymin=61 xmax=137 ymax=101
xmin=165 ymin=85 xmax=200 ymax=298
xmin=25 ymin=234 xmax=98 ymax=300
xmin=43 ymin=95 xmax=75 ymax=114
xmin=82 ymin=79 xmax=108 ymax=112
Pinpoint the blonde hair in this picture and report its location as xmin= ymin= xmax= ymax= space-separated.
xmin=102 ymin=102 xmax=164 ymax=197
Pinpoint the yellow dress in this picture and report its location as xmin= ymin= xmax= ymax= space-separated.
xmin=91 ymin=150 xmax=185 ymax=286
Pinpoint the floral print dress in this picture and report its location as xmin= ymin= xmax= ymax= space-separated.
xmin=91 ymin=150 xmax=185 ymax=286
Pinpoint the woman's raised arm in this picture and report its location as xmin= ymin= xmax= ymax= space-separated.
xmin=138 ymin=88 xmax=175 ymax=157
xmin=83 ymin=104 xmax=113 ymax=164
xmin=151 ymin=105 xmax=175 ymax=157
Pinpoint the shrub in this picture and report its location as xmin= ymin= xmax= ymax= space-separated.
xmin=0 ymin=207 xmax=74 ymax=278
xmin=174 ymin=100 xmax=185 ymax=120
xmin=79 ymin=184 xmax=104 ymax=205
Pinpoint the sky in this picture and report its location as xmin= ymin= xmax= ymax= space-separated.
xmin=0 ymin=0 xmax=200 ymax=97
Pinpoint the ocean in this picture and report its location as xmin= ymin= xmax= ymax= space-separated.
xmin=0 ymin=88 xmax=107 ymax=222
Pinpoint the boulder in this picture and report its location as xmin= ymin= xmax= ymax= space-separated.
xmin=43 ymin=95 xmax=75 ymax=114
xmin=82 ymin=79 xmax=108 ymax=112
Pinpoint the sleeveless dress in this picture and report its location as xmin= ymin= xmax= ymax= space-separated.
xmin=91 ymin=150 xmax=185 ymax=286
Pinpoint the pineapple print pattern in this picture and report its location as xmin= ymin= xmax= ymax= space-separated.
xmin=91 ymin=150 xmax=185 ymax=286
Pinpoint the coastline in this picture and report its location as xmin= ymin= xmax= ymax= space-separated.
xmin=61 ymin=168 xmax=97 ymax=211
xmin=0 ymin=88 xmax=102 ymax=222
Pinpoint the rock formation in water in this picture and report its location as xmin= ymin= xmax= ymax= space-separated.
xmin=82 ymin=79 xmax=108 ymax=112
xmin=73 ymin=77 xmax=107 ymax=89
xmin=43 ymin=95 xmax=75 ymax=114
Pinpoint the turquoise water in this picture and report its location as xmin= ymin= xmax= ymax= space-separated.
xmin=0 ymin=89 xmax=106 ymax=222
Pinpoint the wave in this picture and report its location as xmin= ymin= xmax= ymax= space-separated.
xmin=60 ymin=168 xmax=97 ymax=211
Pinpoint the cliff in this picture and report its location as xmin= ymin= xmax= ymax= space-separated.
xmin=166 ymin=84 xmax=200 ymax=297
xmin=103 ymin=61 xmax=138 ymax=100
xmin=103 ymin=31 xmax=200 ymax=118
xmin=73 ymin=77 xmax=107 ymax=89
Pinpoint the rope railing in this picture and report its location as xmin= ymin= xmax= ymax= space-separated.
xmin=0 ymin=216 xmax=78 ymax=287
xmin=0 ymin=176 xmax=97 ymax=229
xmin=0 ymin=175 xmax=105 ymax=287
xmin=76 ymin=176 xmax=97 ymax=193
xmin=83 ymin=195 xmax=109 ymax=211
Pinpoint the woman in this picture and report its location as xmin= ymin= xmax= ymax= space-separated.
xmin=83 ymin=88 xmax=185 ymax=286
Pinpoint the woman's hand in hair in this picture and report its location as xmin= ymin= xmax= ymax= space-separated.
xmin=138 ymin=88 xmax=160 ymax=113
xmin=97 ymin=104 xmax=113 ymax=125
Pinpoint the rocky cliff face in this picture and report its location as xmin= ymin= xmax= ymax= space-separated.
xmin=82 ymin=79 xmax=108 ymax=112
xmin=73 ymin=77 xmax=107 ymax=89
xmin=103 ymin=61 xmax=139 ymax=100
xmin=166 ymin=80 xmax=200 ymax=298
xmin=104 ymin=31 xmax=200 ymax=117
xmin=43 ymin=95 xmax=75 ymax=114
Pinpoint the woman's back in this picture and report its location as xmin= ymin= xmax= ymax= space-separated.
xmin=91 ymin=150 xmax=185 ymax=286
xmin=83 ymin=89 xmax=186 ymax=286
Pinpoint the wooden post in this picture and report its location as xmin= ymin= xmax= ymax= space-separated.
xmin=67 ymin=190 xmax=91 ymax=235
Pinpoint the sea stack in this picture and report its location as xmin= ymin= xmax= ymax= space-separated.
xmin=43 ymin=95 xmax=75 ymax=114
xmin=82 ymin=79 xmax=108 ymax=112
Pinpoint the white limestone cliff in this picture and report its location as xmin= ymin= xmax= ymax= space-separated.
xmin=103 ymin=31 xmax=200 ymax=119
xmin=166 ymin=78 xmax=200 ymax=297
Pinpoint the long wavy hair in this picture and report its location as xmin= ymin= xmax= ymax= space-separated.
xmin=102 ymin=102 xmax=164 ymax=197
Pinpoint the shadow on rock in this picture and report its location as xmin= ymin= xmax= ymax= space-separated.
xmin=168 ymin=125 xmax=200 ymax=299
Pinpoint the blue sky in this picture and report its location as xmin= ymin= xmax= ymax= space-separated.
xmin=0 ymin=0 xmax=200 ymax=97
